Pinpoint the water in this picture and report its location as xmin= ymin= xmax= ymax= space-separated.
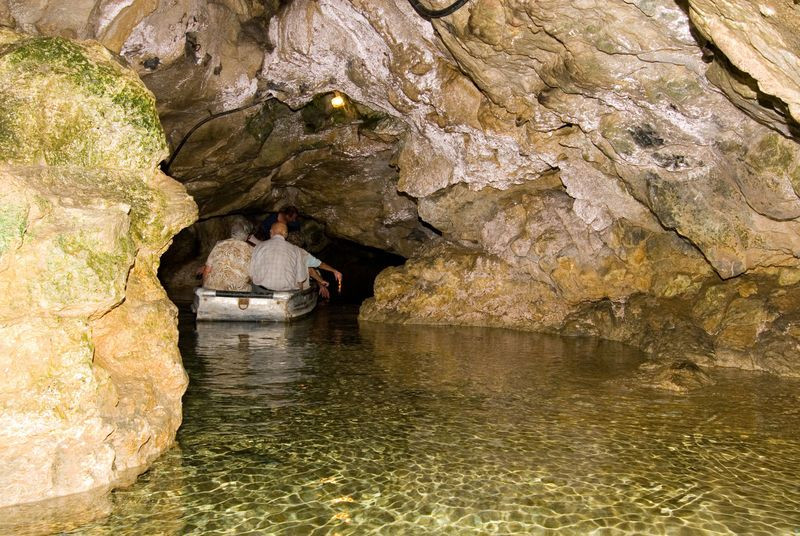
xmin=9 ymin=306 xmax=800 ymax=534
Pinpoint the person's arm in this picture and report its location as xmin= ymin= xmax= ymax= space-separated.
xmin=316 ymin=262 xmax=342 ymax=285
xmin=308 ymin=268 xmax=330 ymax=299
xmin=245 ymin=233 xmax=261 ymax=247
xmin=197 ymin=264 xmax=210 ymax=284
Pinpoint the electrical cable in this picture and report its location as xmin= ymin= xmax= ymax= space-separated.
xmin=162 ymin=98 xmax=269 ymax=174
xmin=406 ymin=0 xmax=472 ymax=19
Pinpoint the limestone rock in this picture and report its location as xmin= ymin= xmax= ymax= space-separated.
xmin=263 ymin=0 xmax=555 ymax=198
xmin=360 ymin=242 xmax=573 ymax=330
xmin=0 ymin=0 xmax=272 ymax=161
xmin=170 ymin=98 xmax=434 ymax=256
xmin=0 ymin=30 xmax=196 ymax=508
xmin=363 ymin=241 xmax=800 ymax=378
xmin=688 ymin=0 xmax=800 ymax=126
xmin=635 ymin=360 xmax=715 ymax=393
xmin=0 ymin=33 xmax=165 ymax=169
xmin=340 ymin=0 xmax=800 ymax=381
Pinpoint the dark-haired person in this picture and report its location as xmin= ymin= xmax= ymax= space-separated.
xmin=257 ymin=205 xmax=301 ymax=239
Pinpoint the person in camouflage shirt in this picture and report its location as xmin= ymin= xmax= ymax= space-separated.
xmin=202 ymin=220 xmax=253 ymax=292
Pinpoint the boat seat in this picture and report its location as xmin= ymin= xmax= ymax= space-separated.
xmin=212 ymin=289 xmax=276 ymax=298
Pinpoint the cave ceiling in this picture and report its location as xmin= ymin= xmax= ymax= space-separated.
xmin=2 ymin=0 xmax=797 ymax=257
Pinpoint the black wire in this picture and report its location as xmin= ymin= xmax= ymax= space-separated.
xmin=163 ymin=0 xmax=473 ymax=174
xmin=407 ymin=0 xmax=472 ymax=19
xmin=162 ymin=99 xmax=269 ymax=174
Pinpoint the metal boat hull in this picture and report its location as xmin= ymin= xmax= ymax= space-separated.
xmin=193 ymin=286 xmax=317 ymax=322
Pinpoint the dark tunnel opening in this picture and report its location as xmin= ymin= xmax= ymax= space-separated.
xmin=158 ymin=214 xmax=405 ymax=306
xmin=312 ymin=236 xmax=405 ymax=304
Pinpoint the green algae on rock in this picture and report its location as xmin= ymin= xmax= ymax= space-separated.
xmin=0 ymin=29 xmax=166 ymax=170
xmin=0 ymin=29 xmax=196 ymax=509
xmin=0 ymin=202 xmax=27 ymax=257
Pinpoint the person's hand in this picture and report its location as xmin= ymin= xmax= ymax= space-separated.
xmin=333 ymin=270 xmax=342 ymax=284
xmin=318 ymin=284 xmax=330 ymax=299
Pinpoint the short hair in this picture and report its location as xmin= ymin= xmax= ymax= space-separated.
xmin=279 ymin=205 xmax=299 ymax=219
xmin=230 ymin=218 xmax=252 ymax=241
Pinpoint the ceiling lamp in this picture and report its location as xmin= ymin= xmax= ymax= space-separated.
xmin=330 ymin=94 xmax=346 ymax=108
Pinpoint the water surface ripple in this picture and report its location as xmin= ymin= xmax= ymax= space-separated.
xmin=62 ymin=306 xmax=800 ymax=534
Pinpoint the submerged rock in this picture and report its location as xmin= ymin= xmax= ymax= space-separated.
xmin=635 ymin=360 xmax=715 ymax=393
xmin=0 ymin=30 xmax=196 ymax=508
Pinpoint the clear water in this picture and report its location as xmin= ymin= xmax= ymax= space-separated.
xmin=8 ymin=306 xmax=800 ymax=535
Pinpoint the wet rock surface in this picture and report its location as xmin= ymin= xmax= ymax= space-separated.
xmin=0 ymin=0 xmax=435 ymax=256
xmin=0 ymin=30 xmax=196 ymax=508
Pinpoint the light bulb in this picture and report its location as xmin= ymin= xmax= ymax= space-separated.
xmin=330 ymin=94 xmax=345 ymax=108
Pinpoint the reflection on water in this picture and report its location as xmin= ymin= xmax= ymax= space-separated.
xmin=193 ymin=321 xmax=313 ymax=403
xmin=6 ymin=306 xmax=800 ymax=535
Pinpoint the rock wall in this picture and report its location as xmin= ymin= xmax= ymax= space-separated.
xmin=0 ymin=0 xmax=437 ymax=255
xmin=688 ymin=0 xmax=800 ymax=132
xmin=0 ymin=30 xmax=196 ymax=507
xmin=5 ymin=0 xmax=800 ymax=382
xmin=259 ymin=0 xmax=800 ymax=377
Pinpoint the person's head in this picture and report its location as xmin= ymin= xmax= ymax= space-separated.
xmin=279 ymin=205 xmax=299 ymax=223
xmin=270 ymin=222 xmax=288 ymax=238
xmin=230 ymin=218 xmax=252 ymax=241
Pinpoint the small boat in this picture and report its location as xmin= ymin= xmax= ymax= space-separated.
xmin=193 ymin=286 xmax=318 ymax=322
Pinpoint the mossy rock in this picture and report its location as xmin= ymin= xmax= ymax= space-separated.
xmin=0 ymin=201 xmax=28 ymax=258
xmin=23 ymin=166 xmax=163 ymax=245
xmin=0 ymin=29 xmax=167 ymax=170
xmin=38 ymin=230 xmax=133 ymax=308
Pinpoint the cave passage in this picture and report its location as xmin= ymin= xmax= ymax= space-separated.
xmin=6 ymin=0 xmax=800 ymax=527
xmin=310 ymin=236 xmax=405 ymax=304
xmin=158 ymin=214 xmax=405 ymax=305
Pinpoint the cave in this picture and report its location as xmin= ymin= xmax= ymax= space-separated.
xmin=2 ymin=0 xmax=800 ymax=532
xmin=158 ymin=211 xmax=406 ymax=304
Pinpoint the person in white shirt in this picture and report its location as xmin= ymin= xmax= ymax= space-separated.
xmin=250 ymin=222 xmax=343 ymax=293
